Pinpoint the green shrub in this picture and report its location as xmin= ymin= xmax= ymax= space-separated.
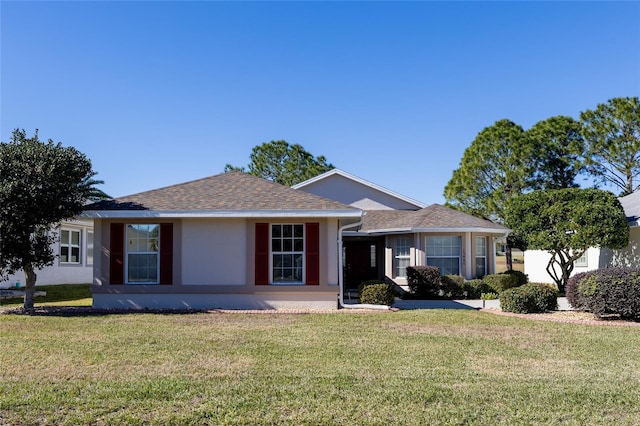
xmin=502 ymin=270 xmax=529 ymax=286
xmin=441 ymin=275 xmax=465 ymax=299
xmin=481 ymin=292 xmax=499 ymax=300
xmin=357 ymin=280 xmax=387 ymax=298
xmin=500 ymin=283 xmax=558 ymax=314
xmin=464 ymin=279 xmax=493 ymax=299
xmin=483 ymin=273 xmax=519 ymax=293
xmin=569 ymin=268 xmax=640 ymax=320
xmin=359 ymin=283 xmax=395 ymax=306
xmin=406 ymin=266 xmax=441 ymax=299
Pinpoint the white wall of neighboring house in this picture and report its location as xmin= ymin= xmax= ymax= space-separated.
xmin=524 ymin=226 xmax=640 ymax=284
xmin=0 ymin=220 xmax=94 ymax=288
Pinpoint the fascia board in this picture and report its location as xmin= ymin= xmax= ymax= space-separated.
xmin=352 ymin=227 xmax=509 ymax=235
xmin=80 ymin=210 xmax=363 ymax=219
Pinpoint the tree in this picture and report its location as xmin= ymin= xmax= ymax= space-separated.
xmin=444 ymin=119 xmax=534 ymax=269
xmin=0 ymin=129 xmax=104 ymax=310
xmin=580 ymin=96 xmax=640 ymax=196
xmin=225 ymin=140 xmax=334 ymax=186
xmin=527 ymin=115 xmax=584 ymax=190
xmin=505 ymin=188 xmax=629 ymax=293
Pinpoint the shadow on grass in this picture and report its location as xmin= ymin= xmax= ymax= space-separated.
xmin=1 ymin=306 xmax=210 ymax=317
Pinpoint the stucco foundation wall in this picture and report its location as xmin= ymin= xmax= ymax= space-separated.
xmin=93 ymin=292 xmax=338 ymax=310
xmin=181 ymin=219 xmax=247 ymax=285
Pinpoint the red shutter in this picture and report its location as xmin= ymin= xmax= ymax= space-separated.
xmin=255 ymin=223 xmax=269 ymax=285
xmin=110 ymin=223 xmax=124 ymax=285
xmin=305 ymin=222 xmax=320 ymax=285
xmin=159 ymin=223 xmax=173 ymax=285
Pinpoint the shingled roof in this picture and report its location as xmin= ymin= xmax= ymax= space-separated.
xmin=83 ymin=172 xmax=361 ymax=217
xmin=359 ymin=204 xmax=508 ymax=233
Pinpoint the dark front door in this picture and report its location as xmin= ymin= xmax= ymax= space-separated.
xmin=344 ymin=240 xmax=379 ymax=289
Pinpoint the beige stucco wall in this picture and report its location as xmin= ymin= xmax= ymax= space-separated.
xmin=182 ymin=219 xmax=246 ymax=285
xmin=92 ymin=217 xmax=341 ymax=291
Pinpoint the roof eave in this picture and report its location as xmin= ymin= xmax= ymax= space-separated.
xmin=353 ymin=226 xmax=509 ymax=235
xmin=80 ymin=209 xmax=363 ymax=219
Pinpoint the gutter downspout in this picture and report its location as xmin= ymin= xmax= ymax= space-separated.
xmin=338 ymin=216 xmax=390 ymax=310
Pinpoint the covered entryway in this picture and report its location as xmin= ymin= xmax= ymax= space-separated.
xmin=343 ymin=237 xmax=384 ymax=291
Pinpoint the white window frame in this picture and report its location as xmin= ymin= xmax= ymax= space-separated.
xmin=475 ymin=236 xmax=487 ymax=278
xmin=425 ymin=235 xmax=462 ymax=276
xmin=125 ymin=224 xmax=160 ymax=285
xmin=394 ymin=236 xmax=411 ymax=278
xmin=271 ymin=224 xmax=305 ymax=285
xmin=59 ymin=229 xmax=81 ymax=265
xmin=575 ymin=252 xmax=588 ymax=267
xmin=86 ymin=231 xmax=94 ymax=266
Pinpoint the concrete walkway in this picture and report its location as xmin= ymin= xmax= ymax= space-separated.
xmin=392 ymin=297 xmax=572 ymax=311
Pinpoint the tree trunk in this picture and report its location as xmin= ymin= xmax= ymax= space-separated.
xmin=23 ymin=264 xmax=37 ymax=311
xmin=505 ymin=246 xmax=513 ymax=271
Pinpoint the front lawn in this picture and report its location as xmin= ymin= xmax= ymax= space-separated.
xmin=2 ymin=309 xmax=639 ymax=425
xmin=0 ymin=283 xmax=92 ymax=308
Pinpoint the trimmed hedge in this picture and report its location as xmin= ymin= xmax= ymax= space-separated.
xmin=502 ymin=270 xmax=529 ymax=286
xmin=464 ymin=279 xmax=494 ymax=299
xmin=441 ymin=275 xmax=465 ymax=299
xmin=406 ymin=266 xmax=441 ymax=298
xmin=500 ymin=283 xmax=558 ymax=314
xmin=359 ymin=283 xmax=396 ymax=306
xmin=567 ymin=267 xmax=640 ymax=320
xmin=483 ymin=273 xmax=520 ymax=293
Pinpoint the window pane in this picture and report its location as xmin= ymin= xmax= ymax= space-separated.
xmin=60 ymin=247 xmax=69 ymax=263
xmin=71 ymin=247 xmax=79 ymax=263
xmin=61 ymin=230 xmax=69 ymax=245
xmin=283 ymin=239 xmax=293 ymax=252
xmin=272 ymin=225 xmax=281 ymax=238
xmin=87 ymin=232 xmax=94 ymax=265
xmin=294 ymin=225 xmax=303 ymax=238
xmin=427 ymin=257 xmax=460 ymax=276
xmin=294 ymin=238 xmax=304 ymax=251
xmin=283 ymin=225 xmax=292 ymax=238
xmin=476 ymin=257 xmax=486 ymax=278
xmin=71 ymin=231 xmax=80 ymax=245
xmin=272 ymin=239 xmax=282 ymax=252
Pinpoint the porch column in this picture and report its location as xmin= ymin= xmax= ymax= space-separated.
xmin=464 ymin=233 xmax=472 ymax=279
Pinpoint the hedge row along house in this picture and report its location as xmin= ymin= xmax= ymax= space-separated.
xmin=81 ymin=169 xmax=509 ymax=309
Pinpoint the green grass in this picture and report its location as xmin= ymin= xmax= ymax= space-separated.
xmin=2 ymin=309 xmax=640 ymax=425
xmin=0 ymin=283 xmax=92 ymax=308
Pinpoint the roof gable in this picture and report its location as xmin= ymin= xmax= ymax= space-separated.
xmin=292 ymin=169 xmax=426 ymax=210
xmin=620 ymin=191 xmax=640 ymax=225
xmin=83 ymin=172 xmax=360 ymax=217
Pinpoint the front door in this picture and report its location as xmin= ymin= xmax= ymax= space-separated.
xmin=344 ymin=240 xmax=379 ymax=290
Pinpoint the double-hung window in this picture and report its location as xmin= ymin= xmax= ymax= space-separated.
xmin=272 ymin=224 xmax=304 ymax=283
xmin=426 ymin=236 xmax=461 ymax=276
xmin=126 ymin=224 xmax=159 ymax=284
xmin=394 ymin=236 xmax=411 ymax=278
xmin=475 ymin=237 xmax=487 ymax=278
xmin=60 ymin=229 xmax=81 ymax=264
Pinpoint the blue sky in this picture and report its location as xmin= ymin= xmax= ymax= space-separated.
xmin=1 ymin=1 xmax=639 ymax=204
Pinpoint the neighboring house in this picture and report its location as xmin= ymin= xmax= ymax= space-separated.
xmin=525 ymin=190 xmax=640 ymax=283
xmin=0 ymin=219 xmax=94 ymax=288
xmin=294 ymin=169 xmax=509 ymax=290
xmin=81 ymin=170 xmax=509 ymax=309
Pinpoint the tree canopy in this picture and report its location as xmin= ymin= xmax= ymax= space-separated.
xmin=225 ymin=140 xmax=334 ymax=186
xmin=505 ymin=188 xmax=629 ymax=292
xmin=0 ymin=129 xmax=104 ymax=309
xmin=527 ymin=115 xmax=584 ymax=190
xmin=444 ymin=119 xmax=533 ymax=222
xmin=580 ymin=96 xmax=640 ymax=196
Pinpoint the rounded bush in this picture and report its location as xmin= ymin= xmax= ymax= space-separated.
xmin=483 ymin=273 xmax=520 ymax=293
xmin=500 ymin=283 xmax=558 ymax=314
xmin=359 ymin=283 xmax=395 ymax=306
xmin=357 ymin=280 xmax=387 ymax=298
xmin=570 ymin=267 xmax=640 ymax=320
